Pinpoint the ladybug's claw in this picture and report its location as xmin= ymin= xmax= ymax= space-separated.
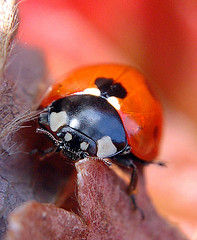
xmin=131 ymin=194 xmax=145 ymax=220
xmin=87 ymin=156 xmax=112 ymax=167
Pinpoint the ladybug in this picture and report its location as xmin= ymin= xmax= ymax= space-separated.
xmin=37 ymin=64 xmax=162 ymax=213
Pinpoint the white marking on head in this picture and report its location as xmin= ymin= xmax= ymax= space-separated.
xmin=107 ymin=96 xmax=120 ymax=110
xmin=50 ymin=111 xmax=68 ymax=132
xmin=97 ymin=136 xmax=117 ymax=158
xmin=80 ymin=141 xmax=89 ymax=151
xmin=64 ymin=132 xmax=72 ymax=141
xmin=83 ymin=88 xmax=101 ymax=96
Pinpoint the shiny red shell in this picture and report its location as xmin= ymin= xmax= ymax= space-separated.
xmin=41 ymin=64 xmax=162 ymax=161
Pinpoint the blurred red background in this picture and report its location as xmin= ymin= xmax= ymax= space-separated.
xmin=17 ymin=0 xmax=197 ymax=239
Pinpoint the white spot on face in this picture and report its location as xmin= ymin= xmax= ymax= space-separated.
xmin=107 ymin=96 xmax=120 ymax=110
xmin=64 ymin=132 xmax=72 ymax=141
xmin=50 ymin=111 xmax=68 ymax=132
xmin=83 ymin=88 xmax=101 ymax=96
xmin=97 ymin=136 xmax=117 ymax=158
xmin=80 ymin=141 xmax=89 ymax=151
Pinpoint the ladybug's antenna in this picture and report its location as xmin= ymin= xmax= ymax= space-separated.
xmin=36 ymin=128 xmax=62 ymax=147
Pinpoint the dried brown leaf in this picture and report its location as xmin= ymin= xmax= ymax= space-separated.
xmin=5 ymin=159 xmax=187 ymax=240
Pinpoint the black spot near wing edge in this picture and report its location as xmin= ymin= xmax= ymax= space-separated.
xmin=95 ymin=77 xmax=127 ymax=99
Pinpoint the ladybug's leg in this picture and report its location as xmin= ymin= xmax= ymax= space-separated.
xmin=112 ymin=155 xmax=144 ymax=219
xmin=150 ymin=160 xmax=166 ymax=167
xmin=111 ymin=155 xmax=138 ymax=191
xmin=130 ymin=194 xmax=144 ymax=220
xmin=31 ymin=128 xmax=63 ymax=160
xmin=127 ymin=161 xmax=145 ymax=219
xmin=87 ymin=156 xmax=112 ymax=167
xmin=128 ymin=160 xmax=138 ymax=194
xmin=39 ymin=147 xmax=60 ymax=160
xmin=128 ymin=153 xmax=166 ymax=167
xmin=30 ymin=146 xmax=59 ymax=161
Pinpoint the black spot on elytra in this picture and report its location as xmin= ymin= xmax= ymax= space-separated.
xmin=95 ymin=77 xmax=127 ymax=99
xmin=153 ymin=126 xmax=159 ymax=140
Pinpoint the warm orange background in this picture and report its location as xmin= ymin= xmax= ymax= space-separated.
xmin=17 ymin=1 xmax=197 ymax=239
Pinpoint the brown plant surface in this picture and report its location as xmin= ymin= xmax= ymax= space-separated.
xmin=5 ymin=160 xmax=187 ymax=240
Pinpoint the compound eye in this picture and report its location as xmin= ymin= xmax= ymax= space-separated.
xmin=57 ymin=131 xmax=65 ymax=139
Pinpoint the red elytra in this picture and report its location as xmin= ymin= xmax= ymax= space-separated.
xmin=41 ymin=64 xmax=162 ymax=161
